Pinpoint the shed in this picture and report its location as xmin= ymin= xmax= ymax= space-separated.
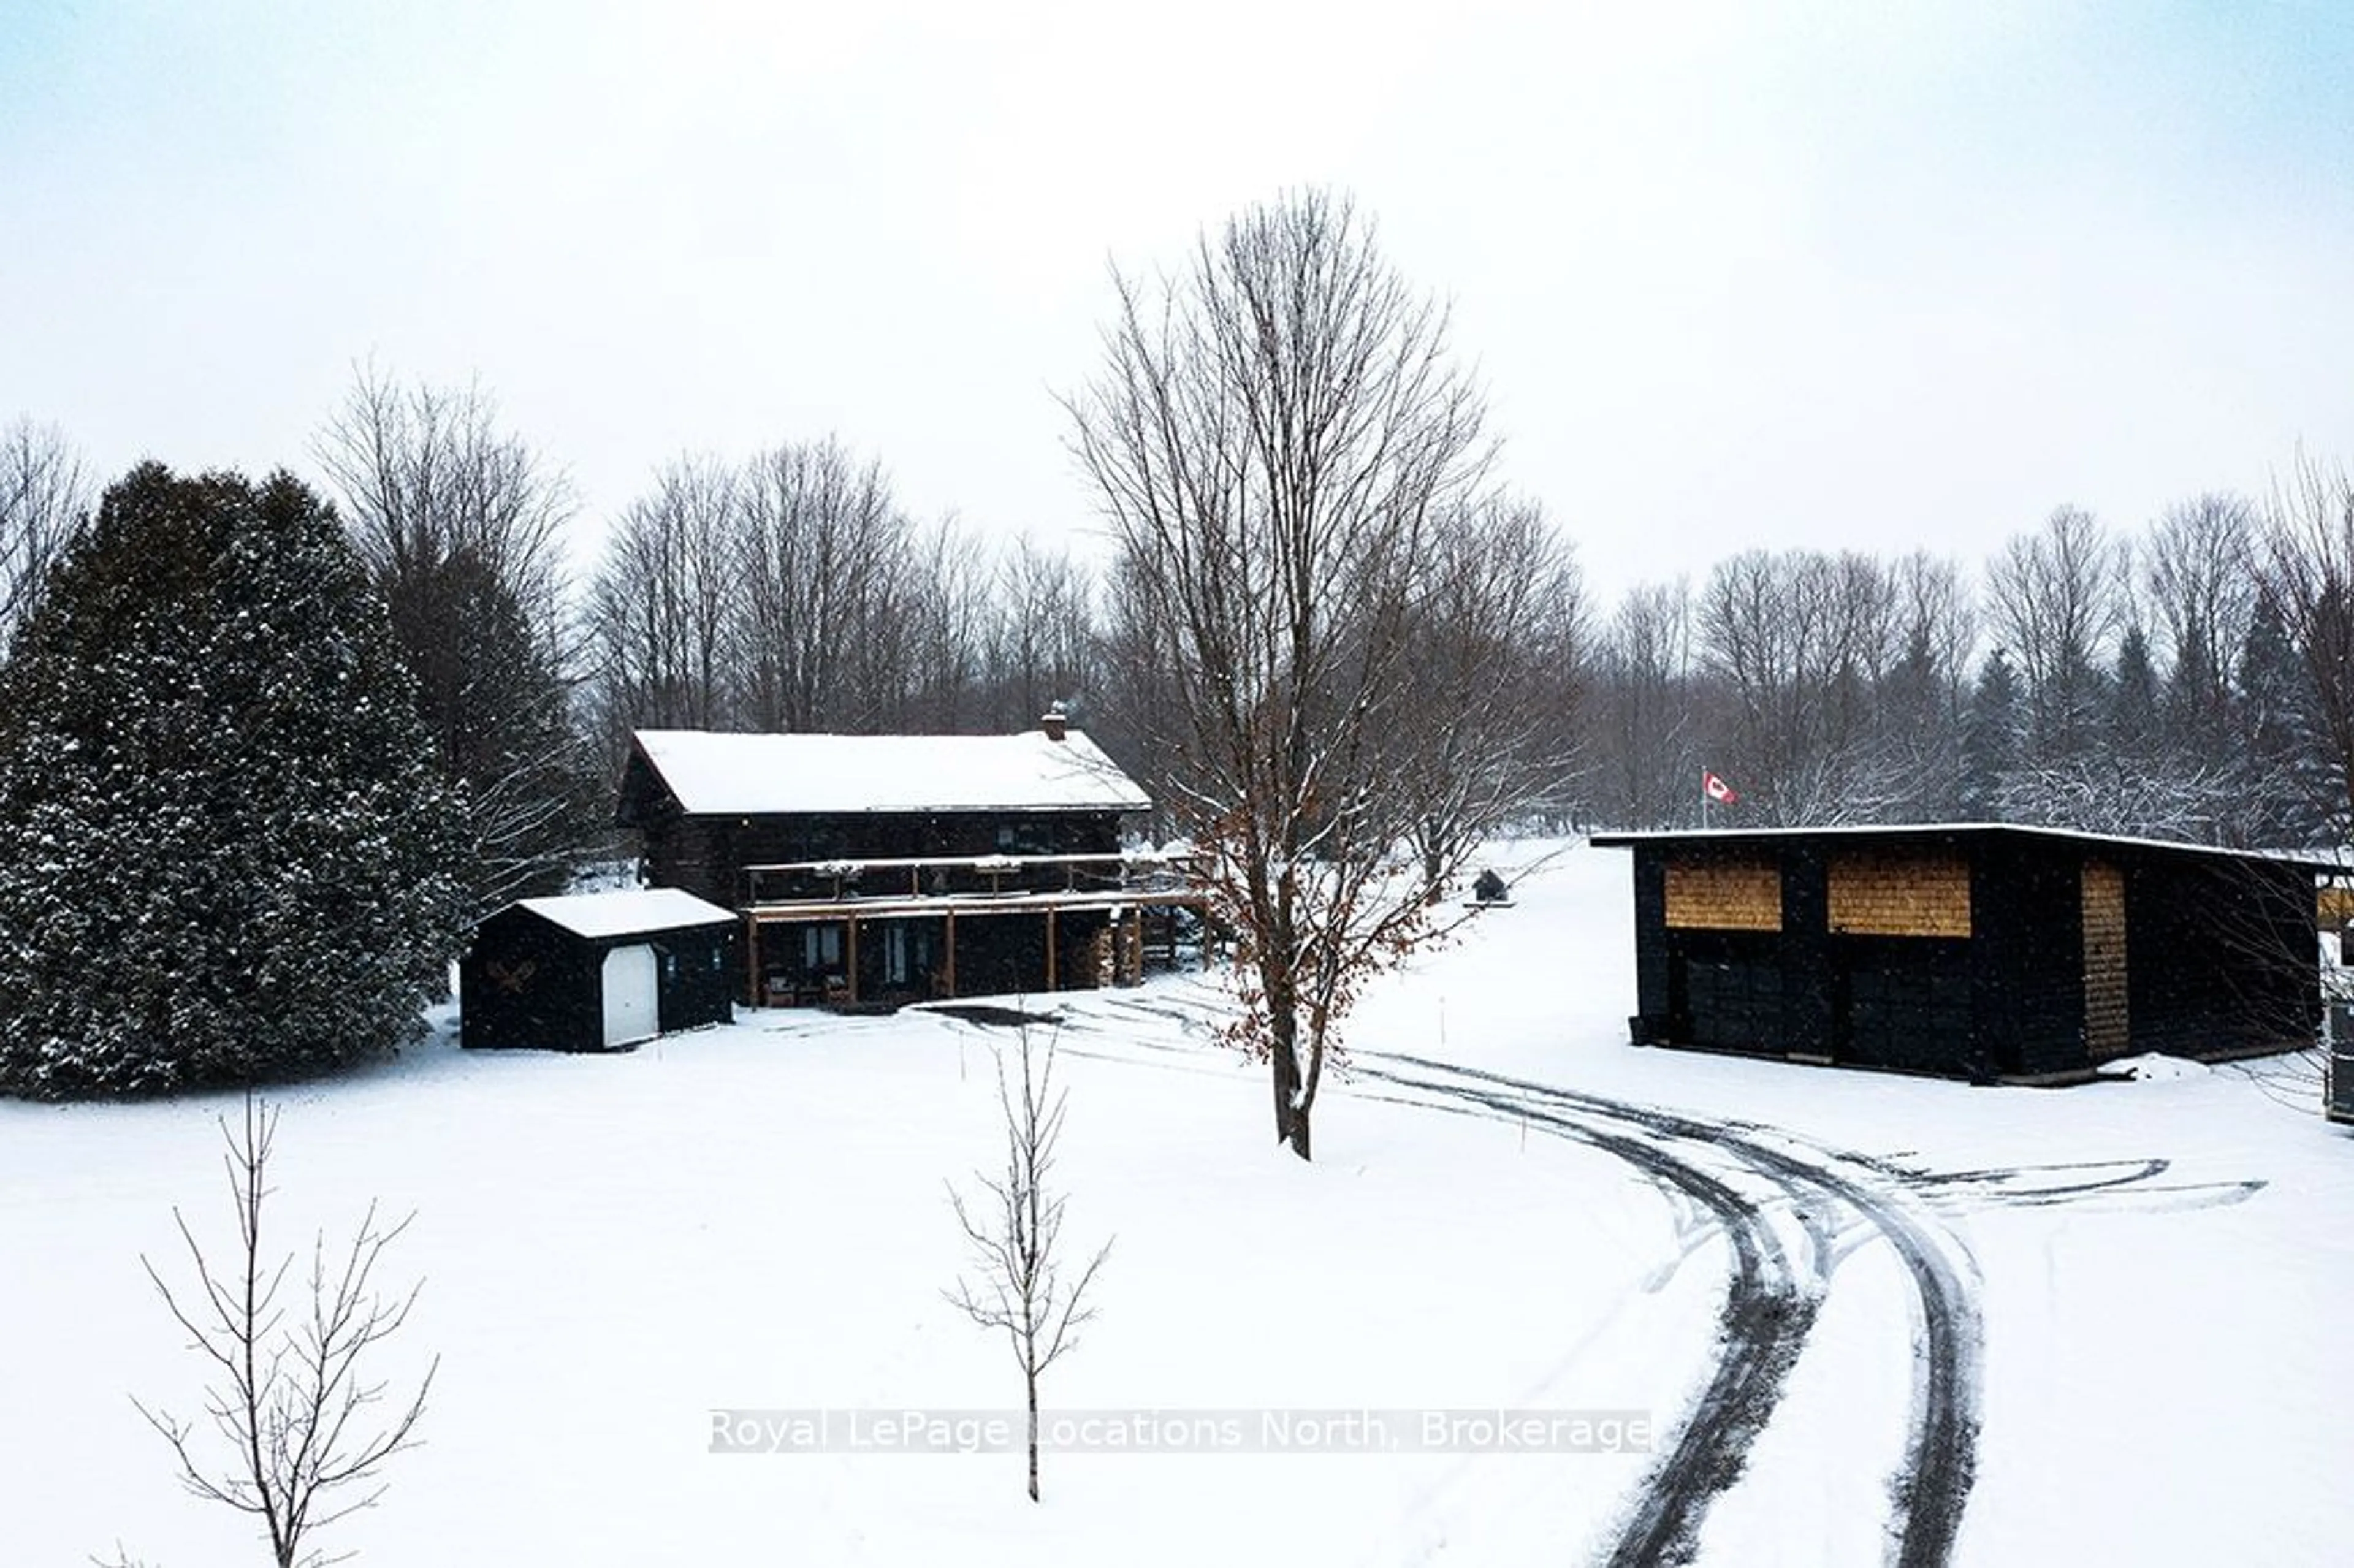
xmin=1588 ymin=824 xmax=2330 ymax=1083
xmin=460 ymin=889 xmax=737 ymax=1052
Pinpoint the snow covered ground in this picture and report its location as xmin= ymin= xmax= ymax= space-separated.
xmin=7 ymin=841 xmax=2353 ymax=1565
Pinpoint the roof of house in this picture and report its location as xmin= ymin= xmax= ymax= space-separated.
xmin=628 ymin=728 xmax=1154 ymax=816
xmin=1586 ymin=821 xmax=2345 ymax=874
xmin=516 ymin=888 xmax=739 ymax=939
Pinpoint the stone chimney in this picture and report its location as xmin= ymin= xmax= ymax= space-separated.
xmin=1039 ymin=705 xmax=1068 ymax=742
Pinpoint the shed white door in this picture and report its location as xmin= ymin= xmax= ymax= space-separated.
xmin=601 ymin=945 xmax=660 ymax=1048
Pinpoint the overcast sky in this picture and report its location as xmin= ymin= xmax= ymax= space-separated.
xmin=4 ymin=1 xmax=2350 ymax=604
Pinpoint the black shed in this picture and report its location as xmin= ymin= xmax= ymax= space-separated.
xmin=1588 ymin=824 xmax=2329 ymax=1083
xmin=460 ymin=889 xmax=737 ymax=1052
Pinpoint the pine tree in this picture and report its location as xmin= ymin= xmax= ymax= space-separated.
xmin=2233 ymin=593 xmax=2330 ymax=847
xmin=1960 ymin=649 xmax=2021 ymax=820
xmin=0 ymin=463 xmax=467 ymax=1098
xmin=2110 ymin=625 xmax=2163 ymax=762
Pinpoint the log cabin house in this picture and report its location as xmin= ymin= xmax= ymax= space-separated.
xmin=615 ymin=716 xmax=1205 ymax=1009
xmin=1589 ymin=824 xmax=2332 ymax=1082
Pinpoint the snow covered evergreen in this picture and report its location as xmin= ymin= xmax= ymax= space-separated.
xmin=0 ymin=463 xmax=466 ymax=1098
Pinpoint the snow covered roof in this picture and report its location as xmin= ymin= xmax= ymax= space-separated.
xmin=516 ymin=888 xmax=737 ymax=938
xmin=629 ymin=728 xmax=1153 ymax=816
xmin=1586 ymin=821 xmax=2345 ymax=873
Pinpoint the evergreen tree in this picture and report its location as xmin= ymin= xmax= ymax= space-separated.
xmin=1879 ymin=622 xmax=1965 ymax=821
xmin=1959 ymin=649 xmax=2022 ymax=820
xmin=2233 ymin=593 xmax=2330 ymax=846
xmin=0 ymin=463 xmax=467 ymax=1098
xmin=2162 ymin=630 xmax=2225 ymax=763
xmin=2110 ymin=624 xmax=2163 ymax=762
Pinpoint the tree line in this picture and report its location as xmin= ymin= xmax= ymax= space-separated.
xmin=12 ymin=392 xmax=2347 ymax=883
xmin=1586 ymin=481 xmax=2354 ymax=849
xmin=2 ymin=189 xmax=2350 ymax=1122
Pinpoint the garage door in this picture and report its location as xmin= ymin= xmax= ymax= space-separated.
xmin=601 ymin=945 xmax=660 ymax=1048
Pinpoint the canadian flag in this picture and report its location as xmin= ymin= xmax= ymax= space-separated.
xmin=1703 ymin=770 xmax=1740 ymax=805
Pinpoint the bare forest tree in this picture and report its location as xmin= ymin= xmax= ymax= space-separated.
xmin=1589 ymin=580 xmax=1696 ymax=829
xmin=1876 ymin=552 xmax=1976 ymax=820
xmin=584 ymin=454 xmax=741 ymax=753
xmin=1068 ymin=189 xmax=1506 ymax=1160
xmin=982 ymin=534 xmax=1099 ymax=731
xmin=2146 ymin=492 xmax=2259 ymax=757
xmin=734 ymin=438 xmax=912 ymax=732
xmin=131 ymin=1098 xmax=436 ymax=1568
xmin=1984 ymin=505 xmax=2126 ymax=767
xmin=315 ymin=370 xmax=590 ymax=914
xmin=893 ymin=519 xmax=996 ymax=732
xmin=1393 ymin=495 xmax=1588 ymax=883
xmin=2259 ymin=452 xmax=2354 ymax=839
xmin=946 ymin=1026 xmax=1112 ymax=1504
xmin=0 ymin=416 xmax=88 ymax=645
xmin=1696 ymin=549 xmax=1899 ymax=823
xmin=584 ymin=441 xmax=1076 ymax=753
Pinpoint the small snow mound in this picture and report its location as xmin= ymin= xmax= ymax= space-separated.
xmin=2096 ymin=1052 xmax=2212 ymax=1083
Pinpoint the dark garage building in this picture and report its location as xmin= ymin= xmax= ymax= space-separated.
xmin=1588 ymin=824 xmax=2329 ymax=1082
xmin=461 ymin=889 xmax=737 ymax=1052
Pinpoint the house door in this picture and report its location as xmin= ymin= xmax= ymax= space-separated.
xmin=601 ymin=945 xmax=660 ymax=1048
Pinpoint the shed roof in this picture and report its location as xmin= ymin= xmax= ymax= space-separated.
xmin=628 ymin=728 xmax=1153 ymax=816
xmin=516 ymin=888 xmax=738 ymax=938
xmin=1586 ymin=822 xmax=2344 ymax=875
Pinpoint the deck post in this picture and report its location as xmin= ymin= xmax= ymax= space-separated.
xmin=944 ymin=911 xmax=958 ymax=997
xmin=846 ymin=918 xmax=859 ymax=1007
xmin=1045 ymin=910 xmax=1058 ymax=992
xmin=745 ymin=916 xmax=761 ymax=1007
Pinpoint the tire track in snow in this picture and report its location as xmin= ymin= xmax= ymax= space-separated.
xmin=1360 ymin=1053 xmax=1981 ymax=1568
xmin=1357 ymin=1073 xmax=1824 ymax=1567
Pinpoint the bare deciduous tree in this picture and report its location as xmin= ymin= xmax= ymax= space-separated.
xmin=981 ymin=534 xmax=1098 ymax=732
xmin=314 ymin=368 xmax=589 ymax=914
xmin=1393 ymin=495 xmax=1588 ymax=884
xmin=1697 ymin=549 xmax=1898 ymax=823
xmin=1068 ymin=189 xmax=1499 ymax=1159
xmin=734 ymin=438 xmax=911 ymax=732
xmin=1590 ymin=579 xmax=1696 ymax=829
xmin=1877 ymin=551 xmax=1976 ymax=819
xmin=2146 ymin=491 xmax=2258 ymax=756
xmin=586 ymin=439 xmax=1012 ymax=748
xmin=0 ymin=415 xmax=88 ymax=645
xmin=947 ymin=1026 xmax=1111 ymax=1504
xmin=2259 ymin=451 xmax=2354 ymax=839
xmin=584 ymin=454 xmax=741 ymax=753
xmin=1985 ymin=506 xmax=2126 ymax=766
xmin=132 ymin=1098 xmax=436 ymax=1568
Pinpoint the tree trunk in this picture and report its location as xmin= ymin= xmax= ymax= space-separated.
xmin=1270 ymin=1026 xmax=1301 ymax=1151
xmin=1026 ymin=1369 xmax=1040 ymax=1502
xmin=1285 ymin=1100 xmax=1312 ymax=1162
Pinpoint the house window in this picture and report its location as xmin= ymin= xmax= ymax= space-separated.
xmin=1828 ymin=853 xmax=1971 ymax=937
xmin=1663 ymin=857 xmax=1783 ymax=931
xmin=884 ymin=925 xmax=910 ymax=986
xmin=804 ymin=926 xmax=842 ymax=970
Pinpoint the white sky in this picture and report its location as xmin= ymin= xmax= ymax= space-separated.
xmin=4 ymin=0 xmax=2351 ymax=604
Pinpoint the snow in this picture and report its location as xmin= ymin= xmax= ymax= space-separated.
xmin=631 ymin=728 xmax=1154 ymax=815
xmin=9 ymin=840 xmax=2354 ymax=1565
xmin=2094 ymin=1052 xmax=2213 ymax=1082
xmin=514 ymin=887 xmax=736 ymax=938
xmin=1591 ymin=820 xmax=2345 ymax=873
